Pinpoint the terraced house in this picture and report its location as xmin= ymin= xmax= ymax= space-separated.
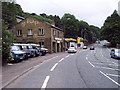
xmin=12 ymin=16 xmax=64 ymax=53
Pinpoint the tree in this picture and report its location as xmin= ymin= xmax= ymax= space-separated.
xmin=2 ymin=2 xmax=17 ymax=29
xmin=101 ymin=10 xmax=120 ymax=46
xmin=2 ymin=20 xmax=15 ymax=65
xmin=61 ymin=13 xmax=79 ymax=38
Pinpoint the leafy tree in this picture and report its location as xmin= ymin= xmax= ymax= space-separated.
xmin=89 ymin=25 xmax=101 ymax=42
xmin=2 ymin=2 xmax=17 ymax=29
xmin=61 ymin=13 xmax=79 ymax=38
xmin=101 ymin=10 xmax=120 ymax=46
xmin=2 ymin=2 xmax=16 ymax=65
xmin=2 ymin=20 xmax=15 ymax=65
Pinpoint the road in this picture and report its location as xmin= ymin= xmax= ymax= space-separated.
xmin=5 ymin=43 xmax=120 ymax=88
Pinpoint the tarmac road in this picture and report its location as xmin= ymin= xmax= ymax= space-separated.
xmin=4 ymin=43 xmax=120 ymax=88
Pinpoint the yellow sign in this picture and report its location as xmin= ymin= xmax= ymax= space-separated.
xmin=77 ymin=38 xmax=80 ymax=44
xmin=65 ymin=38 xmax=76 ymax=41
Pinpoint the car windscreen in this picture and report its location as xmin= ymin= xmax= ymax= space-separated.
xmin=69 ymin=47 xmax=75 ymax=49
xmin=11 ymin=46 xmax=20 ymax=51
xmin=27 ymin=45 xmax=33 ymax=49
xmin=117 ymin=49 xmax=120 ymax=53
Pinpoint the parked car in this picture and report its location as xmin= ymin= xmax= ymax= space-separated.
xmin=13 ymin=44 xmax=33 ymax=58
xmin=90 ymin=46 xmax=95 ymax=50
xmin=110 ymin=49 xmax=120 ymax=59
xmin=10 ymin=46 xmax=26 ymax=63
xmin=83 ymin=46 xmax=87 ymax=49
xmin=41 ymin=48 xmax=48 ymax=55
xmin=26 ymin=44 xmax=40 ymax=57
xmin=30 ymin=44 xmax=42 ymax=56
xmin=68 ymin=47 xmax=77 ymax=53
xmin=13 ymin=44 xmax=39 ymax=57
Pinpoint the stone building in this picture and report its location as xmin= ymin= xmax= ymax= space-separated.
xmin=12 ymin=16 xmax=64 ymax=53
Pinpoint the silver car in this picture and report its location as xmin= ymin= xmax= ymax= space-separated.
xmin=110 ymin=49 xmax=120 ymax=59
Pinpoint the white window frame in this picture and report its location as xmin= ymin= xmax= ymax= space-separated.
xmin=28 ymin=29 xmax=33 ymax=35
xmin=38 ymin=28 xmax=44 ymax=35
xmin=53 ymin=30 xmax=56 ymax=36
xmin=17 ymin=29 xmax=22 ymax=36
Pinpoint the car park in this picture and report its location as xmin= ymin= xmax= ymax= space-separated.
xmin=68 ymin=47 xmax=77 ymax=53
xmin=10 ymin=46 xmax=26 ymax=63
xmin=90 ymin=46 xmax=95 ymax=50
xmin=110 ymin=49 xmax=120 ymax=59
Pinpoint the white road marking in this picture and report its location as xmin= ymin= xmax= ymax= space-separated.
xmin=50 ymin=63 xmax=58 ymax=71
xmin=100 ymin=48 xmax=118 ymax=65
xmin=86 ymin=57 xmax=88 ymax=60
xmin=91 ymin=62 xmax=118 ymax=67
xmin=106 ymin=73 xmax=120 ymax=77
xmin=88 ymin=61 xmax=95 ymax=67
xmin=59 ymin=58 xmax=64 ymax=62
xmin=91 ymin=62 xmax=104 ymax=65
xmin=65 ymin=55 xmax=69 ymax=58
xmin=95 ymin=66 xmax=120 ymax=71
xmin=86 ymin=54 xmax=89 ymax=57
xmin=99 ymin=71 xmax=120 ymax=86
xmin=41 ymin=76 xmax=50 ymax=89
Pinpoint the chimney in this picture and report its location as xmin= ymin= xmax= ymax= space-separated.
xmin=51 ymin=19 xmax=55 ymax=26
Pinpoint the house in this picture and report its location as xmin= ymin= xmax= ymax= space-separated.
xmin=12 ymin=16 xmax=64 ymax=53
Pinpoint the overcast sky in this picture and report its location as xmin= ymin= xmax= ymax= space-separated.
xmin=16 ymin=0 xmax=120 ymax=27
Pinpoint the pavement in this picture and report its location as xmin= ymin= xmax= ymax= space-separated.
xmin=2 ymin=52 xmax=66 ymax=88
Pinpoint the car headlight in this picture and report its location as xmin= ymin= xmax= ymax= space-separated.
xmin=16 ymin=55 xmax=18 ymax=57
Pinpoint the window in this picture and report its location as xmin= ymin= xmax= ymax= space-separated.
xmin=28 ymin=29 xmax=33 ymax=35
xmin=60 ymin=32 xmax=63 ymax=38
xmin=17 ymin=30 xmax=22 ymax=36
xmin=53 ymin=30 xmax=56 ymax=36
xmin=58 ymin=31 xmax=59 ymax=38
xmin=38 ymin=28 xmax=44 ymax=35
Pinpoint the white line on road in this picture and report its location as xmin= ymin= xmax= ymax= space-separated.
xmin=59 ymin=58 xmax=64 ymax=62
xmin=99 ymin=71 xmax=120 ymax=86
xmin=65 ymin=55 xmax=69 ymax=58
xmin=50 ymin=63 xmax=58 ymax=71
xmin=86 ymin=57 xmax=88 ymax=60
xmin=41 ymin=76 xmax=50 ymax=89
xmin=106 ymin=73 xmax=120 ymax=77
xmin=88 ymin=61 xmax=95 ymax=67
xmin=95 ymin=66 xmax=120 ymax=71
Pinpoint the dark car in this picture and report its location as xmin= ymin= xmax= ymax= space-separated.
xmin=30 ymin=44 xmax=48 ymax=56
xmin=10 ymin=46 xmax=26 ymax=63
xmin=26 ymin=45 xmax=40 ymax=57
xmin=90 ymin=46 xmax=95 ymax=50
xmin=110 ymin=49 xmax=120 ymax=59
